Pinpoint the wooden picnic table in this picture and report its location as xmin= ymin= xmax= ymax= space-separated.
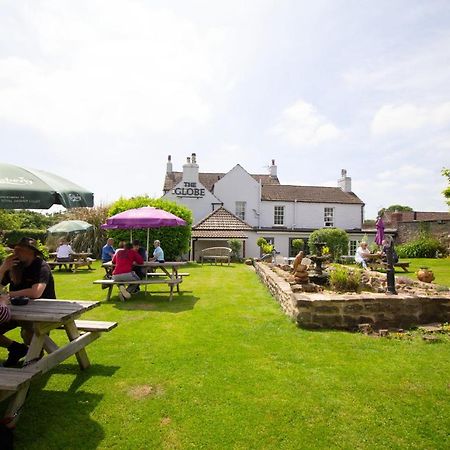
xmin=49 ymin=252 xmax=95 ymax=272
xmin=98 ymin=261 xmax=188 ymax=301
xmin=0 ymin=299 xmax=113 ymax=426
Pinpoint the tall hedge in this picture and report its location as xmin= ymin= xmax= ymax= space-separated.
xmin=3 ymin=229 xmax=47 ymax=245
xmin=107 ymin=196 xmax=192 ymax=261
xmin=308 ymin=228 xmax=349 ymax=261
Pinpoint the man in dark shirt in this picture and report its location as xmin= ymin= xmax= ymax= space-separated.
xmin=0 ymin=237 xmax=56 ymax=367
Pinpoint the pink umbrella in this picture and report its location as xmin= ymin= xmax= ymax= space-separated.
xmin=101 ymin=206 xmax=186 ymax=259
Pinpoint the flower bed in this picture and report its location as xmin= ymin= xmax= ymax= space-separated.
xmin=254 ymin=261 xmax=450 ymax=330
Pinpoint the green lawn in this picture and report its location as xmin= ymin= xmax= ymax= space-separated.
xmin=6 ymin=262 xmax=450 ymax=449
xmin=397 ymin=257 xmax=450 ymax=287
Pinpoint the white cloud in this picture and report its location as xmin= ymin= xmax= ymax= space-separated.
xmin=377 ymin=164 xmax=431 ymax=181
xmin=0 ymin=0 xmax=240 ymax=136
xmin=371 ymin=102 xmax=450 ymax=135
xmin=269 ymin=100 xmax=341 ymax=146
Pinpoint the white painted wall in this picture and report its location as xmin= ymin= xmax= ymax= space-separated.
xmin=213 ymin=165 xmax=261 ymax=226
xmin=259 ymin=201 xmax=362 ymax=229
xmin=162 ymin=180 xmax=221 ymax=224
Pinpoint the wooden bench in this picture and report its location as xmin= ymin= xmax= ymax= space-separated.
xmin=93 ymin=278 xmax=182 ymax=301
xmin=0 ymin=367 xmax=42 ymax=425
xmin=200 ymin=247 xmax=232 ymax=265
xmin=58 ymin=320 xmax=118 ymax=333
xmin=48 ymin=259 xmax=96 ymax=272
xmin=368 ymin=261 xmax=410 ymax=272
xmin=0 ymin=367 xmax=41 ymax=394
xmin=146 ymin=272 xmax=190 ymax=279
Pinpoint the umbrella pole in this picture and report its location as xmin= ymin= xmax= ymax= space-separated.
xmin=130 ymin=230 xmax=133 ymax=242
xmin=146 ymin=229 xmax=150 ymax=262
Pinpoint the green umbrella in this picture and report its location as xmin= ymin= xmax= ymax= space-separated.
xmin=0 ymin=163 xmax=94 ymax=209
xmin=48 ymin=220 xmax=93 ymax=234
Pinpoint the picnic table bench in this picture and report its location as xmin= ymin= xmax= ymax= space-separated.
xmin=1 ymin=299 xmax=117 ymax=427
xmin=48 ymin=252 xmax=95 ymax=272
xmin=200 ymin=247 xmax=232 ymax=265
xmin=367 ymin=260 xmax=411 ymax=272
xmin=96 ymin=261 xmax=187 ymax=301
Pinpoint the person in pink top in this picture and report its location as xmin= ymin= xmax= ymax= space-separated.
xmin=112 ymin=243 xmax=144 ymax=301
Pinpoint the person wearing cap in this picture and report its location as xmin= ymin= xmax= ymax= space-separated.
xmin=0 ymin=237 xmax=56 ymax=367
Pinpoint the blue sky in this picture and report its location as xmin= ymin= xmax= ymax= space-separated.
xmin=1 ymin=0 xmax=449 ymax=218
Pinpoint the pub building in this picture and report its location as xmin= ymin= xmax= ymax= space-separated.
xmin=162 ymin=154 xmax=370 ymax=261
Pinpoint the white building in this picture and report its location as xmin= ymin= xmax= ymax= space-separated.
xmin=162 ymin=154 xmax=367 ymax=260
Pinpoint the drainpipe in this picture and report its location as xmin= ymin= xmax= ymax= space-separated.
xmin=258 ymin=179 xmax=262 ymax=229
xmin=293 ymin=199 xmax=297 ymax=230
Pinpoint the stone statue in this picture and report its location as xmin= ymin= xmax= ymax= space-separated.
xmin=292 ymin=251 xmax=309 ymax=284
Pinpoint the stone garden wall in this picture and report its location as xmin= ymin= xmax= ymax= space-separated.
xmin=254 ymin=262 xmax=450 ymax=330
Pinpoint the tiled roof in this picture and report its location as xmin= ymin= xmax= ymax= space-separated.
xmin=191 ymin=230 xmax=249 ymax=238
xmin=193 ymin=207 xmax=253 ymax=231
xmin=163 ymin=172 xmax=280 ymax=193
xmin=261 ymin=185 xmax=364 ymax=204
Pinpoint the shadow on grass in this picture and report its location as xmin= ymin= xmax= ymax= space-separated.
xmin=113 ymin=294 xmax=200 ymax=313
xmin=42 ymin=363 xmax=120 ymax=393
xmin=15 ymin=390 xmax=104 ymax=449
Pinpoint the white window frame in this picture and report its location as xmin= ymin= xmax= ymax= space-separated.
xmin=235 ymin=201 xmax=246 ymax=221
xmin=324 ymin=207 xmax=334 ymax=227
xmin=349 ymin=240 xmax=358 ymax=256
xmin=274 ymin=206 xmax=285 ymax=225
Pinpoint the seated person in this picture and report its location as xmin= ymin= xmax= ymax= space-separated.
xmin=0 ymin=237 xmax=56 ymax=367
xmin=56 ymin=238 xmax=74 ymax=261
xmin=150 ymin=240 xmax=165 ymax=263
xmin=354 ymin=241 xmax=370 ymax=270
xmin=101 ymin=238 xmax=115 ymax=263
xmin=112 ymin=243 xmax=144 ymax=301
xmin=132 ymin=240 xmax=147 ymax=279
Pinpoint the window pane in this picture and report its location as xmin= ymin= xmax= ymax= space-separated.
xmin=274 ymin=206 xmax=284 ymax=225
xmin=235 ymin=201 xmax=246 ymax=221
xmin=324 ymin=207 xmax=334 ymax=227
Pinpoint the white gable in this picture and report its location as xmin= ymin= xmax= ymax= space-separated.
xmin=162 ymin=179 xmax=221 ymax=224
xmin=213 ymin=165 xmax=261 ymax=227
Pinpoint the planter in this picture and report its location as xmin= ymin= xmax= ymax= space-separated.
xmin=416 ymin=267 xmax=435 ymax=283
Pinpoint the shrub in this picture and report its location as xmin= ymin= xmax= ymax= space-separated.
xmin=0 ymin=241 xmax=11 ymax=263
xmin=291 ymin=239 xmax=304 ymax=254
xmin=256 ymin=237 xmax=274 ymax=255
xmin=308 ymin=228 xmax=349 ymax=261
xmin=329 ymin=266 xmax=361 ymax=293
xmin=3 ymin=229 xmax=47 ymax=246
xmin=228 ymin=239 xmax=242 ymax=261
xmin=107 ymin=196 xmax=192 ymax=261
xmin=396 ymin=236 xmax=446 ymax=258
xmin=61 ymin=206 xmax=111 ymax=257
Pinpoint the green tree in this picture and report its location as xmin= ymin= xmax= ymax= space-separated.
xmin=308 ymin=228 xmax=349 ymax=261
xmin=0 ymin=210 xmax=21 ymax=231
xmin=107 ymin=196 xmax=192 ymax=260
xmin=378 ymin=204 xmax=413 ymax=216
xmin=442 ymin=168 xmax=450 ymax=207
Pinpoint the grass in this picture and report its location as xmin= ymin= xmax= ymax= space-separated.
xmin=4 ymin=261 xmax=450 ymax=449
xmin=396 ymin=257 xmax=450 ymax=287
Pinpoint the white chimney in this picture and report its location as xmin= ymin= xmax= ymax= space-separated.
xmin=269 ymin=159 xmax=277 ymax=177
xmin=166 ymin=155 xmax=173 ymax=174
xmin=338 ymin=169 xmax=352 ymax=192
xmin=182 ymin=154 xmax=199 ymax=184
